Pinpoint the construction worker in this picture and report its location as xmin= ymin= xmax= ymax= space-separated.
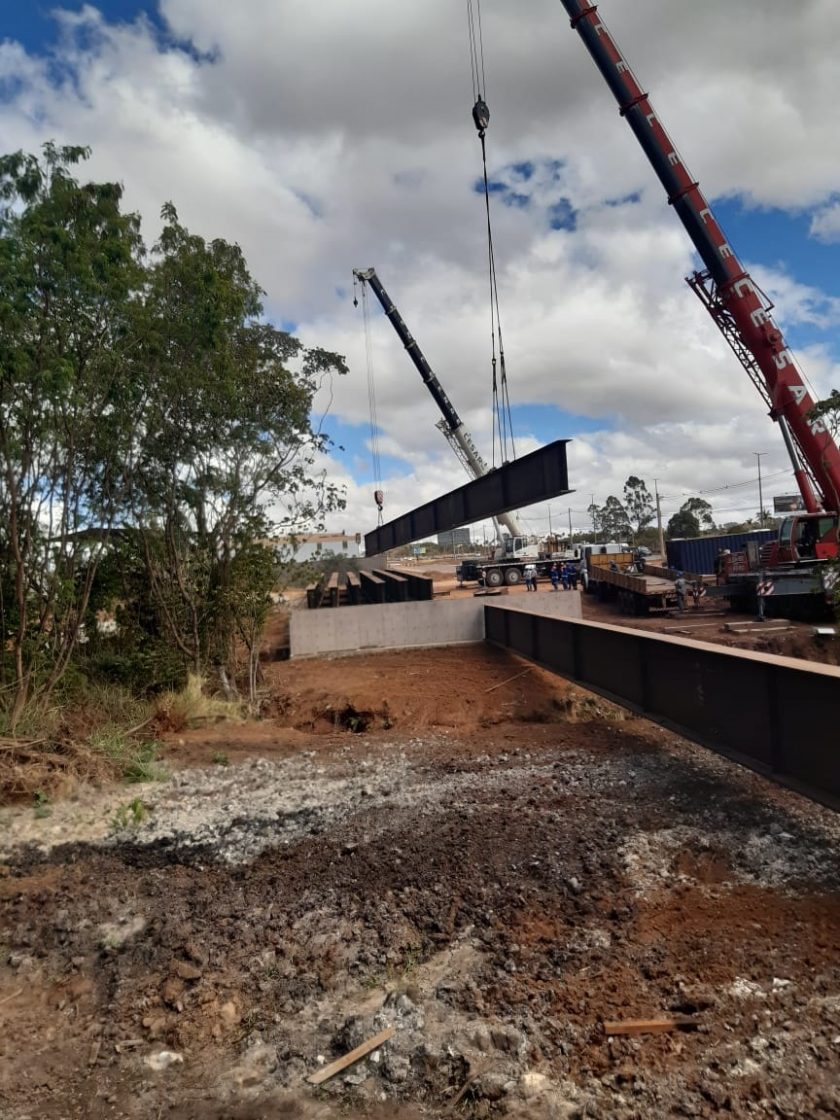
xmin=674 ymin=572 xmax=688 ymax=612
xmin=524 ymin=562 xmax=538 ymax=591
xmin=550 ymin=563 xmax=560 ymax=591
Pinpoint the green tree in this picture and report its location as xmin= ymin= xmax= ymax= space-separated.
xmin=622 ymin=476 xmax=655 ymax=541
xmin=126 ymin=206 xmax=346 ymax=685
xmin=667 ymin=497 xmax=715 ymax=539
xmin=0 ymin=145 xmax=143 ymax=727
xmin=587 ymin=496 xmax=631 ymax=543
xmin=0 ymin=147 xmax=349 ymax=727
xmin=809 ymin=390 xmax=840 ymax=439
xmin=600 ymin=495 xmax=632 ymax=541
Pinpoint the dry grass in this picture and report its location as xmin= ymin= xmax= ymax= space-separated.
xmin=0 ymin=683 xmax=161 ymax=805
xmin=0 ymin=673 xmax=246 ymax=804
xmin=154 ymin=672 xmax=244 ymax=733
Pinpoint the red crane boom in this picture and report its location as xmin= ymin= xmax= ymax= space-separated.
xmin=558 ymin=1 xmax=840 ymax=516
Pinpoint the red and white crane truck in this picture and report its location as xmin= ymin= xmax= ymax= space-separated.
xmin=559 ymin=1 xmax=840 ymax=618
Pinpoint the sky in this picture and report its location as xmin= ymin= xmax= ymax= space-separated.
xmin=2 ymin=0 xmax=840 ymax=543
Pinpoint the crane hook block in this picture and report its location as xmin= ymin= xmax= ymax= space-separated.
xmin=472 ymin=98 xmax=490 ymax=135
xmin=374 ymin=489 xmax=384 ymax=511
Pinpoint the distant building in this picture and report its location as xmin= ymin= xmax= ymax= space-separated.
xmin=272 ymin=531 xmax=361 ymax=563
xmin=437 ymin=528 xmax=472 ymax=550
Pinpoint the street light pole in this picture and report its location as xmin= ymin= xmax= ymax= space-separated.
xmin=753 ymin=452 xmax=766 ymax=527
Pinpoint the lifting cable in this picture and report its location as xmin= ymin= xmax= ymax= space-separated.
xmin=467 ymin=0 xmax=517 ymax=468
xmin=353 ymin=274 xmax=385 ymax=524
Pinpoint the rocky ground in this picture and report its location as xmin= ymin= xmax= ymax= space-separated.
xmin=1 ymin=645 xmax=839 ymax=1119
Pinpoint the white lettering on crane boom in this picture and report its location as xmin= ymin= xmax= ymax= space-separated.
xmin=616 ymin=60 xmax=630 ymax=74
xmin=733 ymin=277 xmax=755 ymax=298
xmin=774 ymin=350 xmax=793 ymax=371
xmin=719 ymin=243 xmax=734 ymax=259
xmin=699 ymin=208 xmax=712 ymax=224
xmin=788 ymin=384 xmax=807 ymax=405
xmin=667 ymin=152 xmax=680 ymax=166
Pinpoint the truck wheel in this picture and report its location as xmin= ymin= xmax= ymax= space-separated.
xmin=486 ymin=568 xmax=504 ymax=588
xmin=505 ymin=568 xmax=522 ymax=585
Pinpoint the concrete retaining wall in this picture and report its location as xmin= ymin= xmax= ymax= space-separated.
xmin=290 ymin=591 xmax=583 ymax=658
xmin=290 ymin=598 xmax=484 ymax=658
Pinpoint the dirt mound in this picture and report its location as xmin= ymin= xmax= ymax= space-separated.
xmin=262 ymin=645 xmax=624 ymax=736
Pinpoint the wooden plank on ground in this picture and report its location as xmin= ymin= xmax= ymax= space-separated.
xmin=603 ymin=1017 xmax=699 ymax=1036
xmin=307 ymin=1026 xmax=396 ymax=1086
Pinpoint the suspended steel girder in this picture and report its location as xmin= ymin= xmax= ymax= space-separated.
xmin=364 ymin=440 xmax=571 ymax=555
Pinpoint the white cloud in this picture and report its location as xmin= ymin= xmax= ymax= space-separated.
xmin=1 ymin=0 xmax=839 ymax=539
xmin=810 ymin=201 xmax=840 ymax=244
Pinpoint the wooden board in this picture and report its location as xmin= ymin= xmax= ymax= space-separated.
xmin=603 ymin=1017 xmax=698 ymax=1036
xmin=307 ymin=1026 xmax=396 ymax=1086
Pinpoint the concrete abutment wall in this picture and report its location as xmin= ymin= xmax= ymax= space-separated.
xmin=289 ymin=593 xmax=583 ymax=659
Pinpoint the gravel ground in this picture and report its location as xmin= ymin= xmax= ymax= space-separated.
xmin=1 ymin=646 xmax=838 ymax=1119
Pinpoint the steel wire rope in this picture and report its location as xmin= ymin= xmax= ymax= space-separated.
xmin=467 ymin=0 xmax=517 ymax=468
xmin=359 ymin=281 xmax=384 ymax=524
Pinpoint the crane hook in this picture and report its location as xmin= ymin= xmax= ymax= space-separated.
xmin=472 ymin=97 xmax=490 ymax=137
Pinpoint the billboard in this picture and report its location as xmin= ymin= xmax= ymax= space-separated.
xmin=773 ymin=494 xmax=806 ymax=513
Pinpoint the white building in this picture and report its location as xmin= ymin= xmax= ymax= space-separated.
xmin=274 ymin=531 xmax=361 ymax=563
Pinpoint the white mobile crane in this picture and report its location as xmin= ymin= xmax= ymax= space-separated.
xmin=353 ymin=267 xmax=546 ymax=573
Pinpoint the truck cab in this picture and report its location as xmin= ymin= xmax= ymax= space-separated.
xmin=493 ymin=535 xmax=537 ymax=561
xmin=774 ymin=514 xmax=838 ymax=565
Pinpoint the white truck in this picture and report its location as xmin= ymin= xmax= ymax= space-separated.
xmin=457 ymin=537 xmax=627 ymax=587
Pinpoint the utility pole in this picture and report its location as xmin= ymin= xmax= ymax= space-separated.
xmin=753 ymin=452 xmax=766 ymax=527
xmin=590 ymin=493 xmax=596 ymax=542
xmin=568 ymin=507 xmax=573 ymax=541
xmin=654 ymin=479 xmax=665 ymax=560
xmin=547 ymin=504 xmax=553 ymax=538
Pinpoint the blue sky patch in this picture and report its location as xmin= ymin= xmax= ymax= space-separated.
xmin=1 ymin=1 xmax=164 ymax=51
xmin=713 ymin=197 xmax=840 ymax=300
xmin=548 ymin=198 xmax=577 ymax=231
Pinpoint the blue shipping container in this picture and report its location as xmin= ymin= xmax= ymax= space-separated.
xmin=666 ymin=530 xmax=775 ymax=574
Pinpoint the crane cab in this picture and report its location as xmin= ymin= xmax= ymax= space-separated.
xmin=494 ymin=535 xmax=534 ymax=561
xmin=775 ymin=514 xmax=838 ymax=564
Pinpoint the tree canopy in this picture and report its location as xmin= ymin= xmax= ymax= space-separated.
xmin=667 ymin=498 xmax=715 ymax=539
xmin=0 ymin=145 xmax=345 ymax=726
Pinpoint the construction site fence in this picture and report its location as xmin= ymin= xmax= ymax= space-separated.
xmin=484 ymin=606 xmax=839 ymax=809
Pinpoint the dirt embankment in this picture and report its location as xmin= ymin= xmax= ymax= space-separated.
xmin=1 ymin=645 xmax=838 ymax=1119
